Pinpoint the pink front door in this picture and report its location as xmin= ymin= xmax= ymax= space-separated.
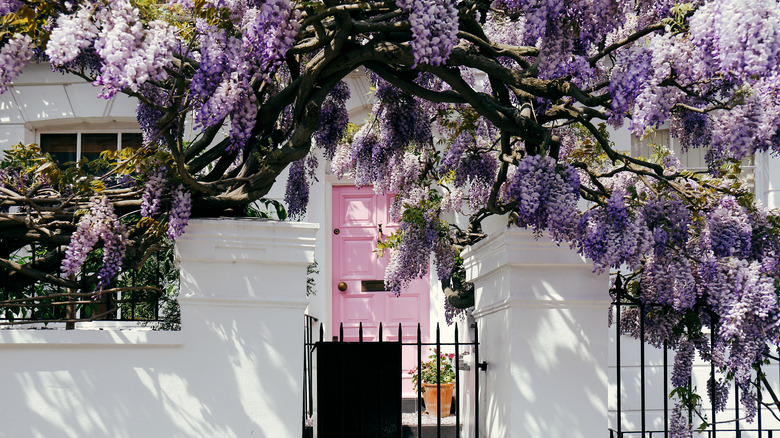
xmin=332 ymin=186 xmax=430 ymax=393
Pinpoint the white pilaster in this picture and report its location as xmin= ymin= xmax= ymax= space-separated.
xmin=462 ymin=229 xmax=609 ymax=438
xmin=175 ymin=218 xmax=319 ymax=437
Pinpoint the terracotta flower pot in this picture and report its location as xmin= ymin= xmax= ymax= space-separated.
xmin=422 ymin=382 xmax=455 ymax=417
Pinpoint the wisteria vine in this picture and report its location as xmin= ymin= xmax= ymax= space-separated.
xmin=2 ymin=1 xmax=780 ymax=430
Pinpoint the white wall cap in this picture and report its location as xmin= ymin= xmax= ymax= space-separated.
xmin=175 ymin=218 xmax=319 ymax=266
xmin=178 ymin=295 xmax=308 ymax=310
xmin=462 ymin=228 xmax=591 ymax=277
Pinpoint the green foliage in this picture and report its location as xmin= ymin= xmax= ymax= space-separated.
xmin=664 ymin=3 xmax=696 ymax=33
xmin=117 ymin=246 xmax=181 ymax=330
xmin=246 ymin=198 xmax=288 ymax=220
xmin=409 ymin=349 xmax=457 ymax=391
xmin=306 ymin=259 xmax=318 ymax=297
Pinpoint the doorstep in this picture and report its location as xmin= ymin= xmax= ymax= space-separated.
xmin=401 ymin=424 xmax=459 ymax=438
xmin=402 ymin=397 xmax=458 ymax=414
xmin=303 ymin=412 xmax=460 ymax=438
xmin=304 ymin=399 xmax=460 ymax=438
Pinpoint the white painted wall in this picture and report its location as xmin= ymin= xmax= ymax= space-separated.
xmin=0 ymin=63 xmax=138 ymax=147
xmin=462 ymin=228 xmax=610 ymax=438
xmin=0 ymin=219 xmax=317 ymax=438
xmin=5 ymin=64 xmax=780 ymax=437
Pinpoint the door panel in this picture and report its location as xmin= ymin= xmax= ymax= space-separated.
xmin=332 ymin=185 xmax=430 ymax=395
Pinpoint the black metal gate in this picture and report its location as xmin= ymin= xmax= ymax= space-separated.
xmin=317 ymin=340 xmax=402 ymax=436
xmin=611 ymin=278 xmax=780 ymax=437
xmin=304 ymin=319 xmax=483 ymax=438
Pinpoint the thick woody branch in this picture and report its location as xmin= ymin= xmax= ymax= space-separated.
xmin=0 ymin=257 xmax=78 ymax=289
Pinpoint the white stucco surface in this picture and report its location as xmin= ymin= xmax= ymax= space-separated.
xmin=463 ymin=229 xmax=610 ymax=438
xmin=0 ymin=219 xmax=318 ymax=438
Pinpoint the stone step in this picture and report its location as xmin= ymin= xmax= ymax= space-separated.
xmin=303 ymin=424 xmax=459 ymax=438
xmin=402 ymin=397 xmax=458 ymax=414
xmin=303 ymin=408 xmax=460 ymax=437
xmin=401 ymin=424 xmax=459 ymax=438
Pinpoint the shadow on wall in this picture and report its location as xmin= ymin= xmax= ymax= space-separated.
xmin=480 ymin=276 xmax=609 ymax=438
xmin=0 ymin=307 xmax=302 ymax=438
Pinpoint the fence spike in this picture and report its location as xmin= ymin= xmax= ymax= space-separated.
xmin=436 ymin=322 xmax=441 ymax=434
xmin=359 ymin=321 xmax=363 ymax=343
xmin=640 ymin=302 xmax=646 ymax=437
xmin=711 ymin=318 xmax=717 ymax=438
xmin=339 ymin=322 xmax=344 ymax=342
xmin=474 ymin=321 xmax=480 ymax=438
xmin=759 ymin=363 xmax=763 ymax=433
xmin=378 ymin=322 xmax=383 ymax=343
xmin=455 ymin=322 xmax=460 ymax=437
xmin=417 ymin=322 xmax=422 ymax=437
xmin=664 ymin=340 xmax=668 ymax=438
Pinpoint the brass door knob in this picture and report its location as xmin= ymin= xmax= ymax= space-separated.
xmin=337 ymin=282 xmax=348 ymax=291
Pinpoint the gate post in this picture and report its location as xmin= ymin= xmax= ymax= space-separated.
xmin=175 ymin=218 xmax=318 ymax=438
xmin=462 ymin=228 xmax=609 ymax=438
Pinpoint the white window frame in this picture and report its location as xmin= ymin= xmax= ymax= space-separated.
xmin=631 ymin=128 xmax=756 ymax=193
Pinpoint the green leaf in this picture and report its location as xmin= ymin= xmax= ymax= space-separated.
xmin=90 ymin=180 xmax=106 ymax=192
xmin=275 ymin=202 xmax=287 ymax=221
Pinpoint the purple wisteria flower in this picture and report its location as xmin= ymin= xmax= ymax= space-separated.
xmin=141 ymin=167 xmax=166 ymax=218
xmin=61 ymin=196 xmax=127 ymax=290
xmin=167 ymin=184 xmax=192 ymax=240
xmin=705 ymin=196 xmax=752 ymax=259
xmin=0 ymin=33 xmax=34 ymax=95
xmin=0 ymin=1 xmax=22 ymax=15
xmin=315 ymin=81 xmax=351 ymax=159
xmin=395 ymin=0 xmax=458 ymax=67
xmin=285 ymin=158 xmax=309 ymax=220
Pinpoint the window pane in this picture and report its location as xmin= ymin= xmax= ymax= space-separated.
xmin=121 ymin=133 xmax=143 ymax=150
xmin=82 ymin=133 xmax=118 ymax=161
xmin=630 ymin=129 xmax=670 ymax=158
xmin=40 ymin=134 xmax=77 ymax=165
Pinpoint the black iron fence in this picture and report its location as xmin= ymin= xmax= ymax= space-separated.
xmin=304 ymin=320 xmax=484 ymax=438
xmin=0 ymin=243 xmax=177 ymax=328
xmin=611 ymin=281 xmax=780 ymax=438
xmin=303 ymin=314 xmax=318 ymax=427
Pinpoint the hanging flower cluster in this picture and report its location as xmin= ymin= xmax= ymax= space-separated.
xmin=61 ymin=196 xmax=127 ymax=290
xmin=139 ymin=167 xmax=192 ymax=241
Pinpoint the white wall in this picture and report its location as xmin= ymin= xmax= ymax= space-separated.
xmin=0 ymin=219 xmax=317 ymax=438
xmin=463 ymin=229 xmax=610 ymax=438
xmin=0 ymin=63 xmax=138 ymax=148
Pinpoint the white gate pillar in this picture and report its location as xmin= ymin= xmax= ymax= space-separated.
xmin=462 ymin=228 xmax=609 ymax=438
xmin=175 ymin=218 xmax=318 ymax=437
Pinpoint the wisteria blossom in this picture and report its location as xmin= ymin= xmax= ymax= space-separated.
xmin=0 ymin=34 xmax=33 ymax=95
xmin=167 ymin=184 xmax=192 ymax=240
xmin=61 ymin=196 xmax=127 ymax=290
xmin=2 ymin=1 xmax=780 ymax=424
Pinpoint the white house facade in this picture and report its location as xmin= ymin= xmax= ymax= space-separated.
xmin=4 ymin=63 xmax=780 ymax=437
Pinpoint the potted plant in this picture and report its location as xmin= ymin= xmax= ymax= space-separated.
xmin=409 ymin=350 xmax=457 ymax=417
